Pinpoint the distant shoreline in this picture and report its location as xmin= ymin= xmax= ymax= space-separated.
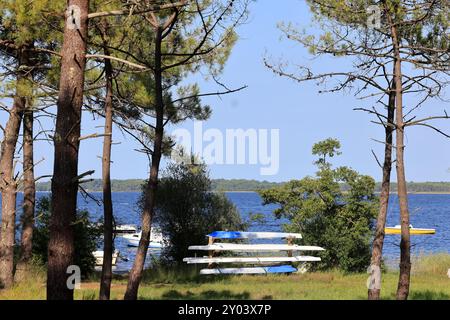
xmin=400 ymin=192 xmax=450 ymax=195
xmin=31 ymin=190 xmax=450 ymax=195
xmin=32 ymin=179 xmax=450 ymax=194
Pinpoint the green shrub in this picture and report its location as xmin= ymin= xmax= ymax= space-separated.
xmin=148 ymin=162 xmax=246 ymax=265
xmin=259 ymin=139 xmax=378 ymax=272
xmin=32 ymin=196 xmax=102 ymax=278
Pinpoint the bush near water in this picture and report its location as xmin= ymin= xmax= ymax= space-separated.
xmin=149 ymin=161 xmax=246 ymax=265
xmin=259 ymin=139 xmax=378 ymax=272
xmin=31 ymin=196 xmax=103 ymax=278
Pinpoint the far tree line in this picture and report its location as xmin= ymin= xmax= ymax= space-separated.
xmin=33 ymin=179 xmax=450 ymax=193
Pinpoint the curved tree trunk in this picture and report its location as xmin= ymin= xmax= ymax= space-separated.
xmin=124 ymin=27 xmax=164 ymax=300
xmin=99 ymin=43 xmax=114 ymax=300
xmin=0 ymin=45 xmax=30 ymax=289
xmin=47 ymin=0 xmax=89 ymax=300
xmin=368 ymin=77 xmax=396 ymax=300
xmin=15 ymin=96 xmax=36 ymax=282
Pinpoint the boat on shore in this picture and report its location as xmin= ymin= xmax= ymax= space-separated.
xmin=188 ymin=243 xmax=325 ymax=252
xmin=385 ymin=225 xmax=436 ymax=235
xmin=199 ymin=265 xmax=298 ymax=275
xmin=183 ymin=256 xmax=321 ymax=264
xmin=92 ymin=249 xmax=120 ymax=266
xmin=207 ymin=231 xmax=302 ymax=239
xmin=186 ymin=230 xmax=324 ymax=275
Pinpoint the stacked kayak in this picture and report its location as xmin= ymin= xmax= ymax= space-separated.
xmin=184 ymin=231 xmax=325 ymax=275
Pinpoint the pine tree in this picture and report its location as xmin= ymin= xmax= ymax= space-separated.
xmin=266 ymin=0 xmax=449 ymax=299
xmin=0 ymin=0 xmax=63 ymax=288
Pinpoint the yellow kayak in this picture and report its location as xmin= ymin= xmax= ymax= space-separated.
xmin=385 ymin=225 xmax=436 ymax=235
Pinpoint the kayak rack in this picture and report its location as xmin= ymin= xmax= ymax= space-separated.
xmin=183 ymin=231 xmax=325 ymax=275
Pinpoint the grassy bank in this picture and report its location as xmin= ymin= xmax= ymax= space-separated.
xmin=2 ymin=254 xmax=449 ymax=300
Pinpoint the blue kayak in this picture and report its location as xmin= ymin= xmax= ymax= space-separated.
xmin=207 ymin=231 xmax=302 ymax=239
xmin=199 ymin=264 xmax=298 ymax=275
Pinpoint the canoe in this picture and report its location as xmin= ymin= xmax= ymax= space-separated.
xmin=207 ymin=231 xmax=302 ymax=239
xmin=385 ymin=225 xmax=435 ymax=235
xmin=199 ymin=265 xmax=297 ymax=275
xmin=183 ymin=256 xmax=321 ymax=264
xmin=188 ymin=243 xmax=325 ymax=252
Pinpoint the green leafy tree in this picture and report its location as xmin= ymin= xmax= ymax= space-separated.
xmin=151 ymin=161 xmax=246 ymax=265
xmin=312 ymin=138 xmax=342 ymax=168
xmin=32 ymin=196 xmax=102 ymax=278
xmin=259 ymin=139 xmax=378 ymax=272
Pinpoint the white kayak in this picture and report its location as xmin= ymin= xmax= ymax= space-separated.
xmin=208 ymin=231 xmax=302 ymax=239
xmin=200 ymin=265 xmax=297 ymax=275
xmin=188 ymin=243 xmax=325 ymax=252
xmin=183 ymin=256 xmax=321 ymax=264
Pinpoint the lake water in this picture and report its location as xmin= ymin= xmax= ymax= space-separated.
xmin=5 ymin=192 xmax=450 ymax=272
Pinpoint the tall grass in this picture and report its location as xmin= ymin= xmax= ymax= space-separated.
xmin=1 ymin=254 xmax=449 ymax=300
xmin=0 ymin=260 xmax=46 ymax=300
xmin=141 ymin=264 xmax=220 ymax=284
xmin=412 ymin=253 xmax=450 ymax=276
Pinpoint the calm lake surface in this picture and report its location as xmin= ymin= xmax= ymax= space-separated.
xmin=6 ymin=192 xmax=450 ymax=272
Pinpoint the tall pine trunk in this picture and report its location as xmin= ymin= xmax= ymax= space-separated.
xmin=15 ymin=96 xmax=36 ymax=281
xmin=124 ymin=27 xmax=164 ymax=300
xmin=368 ymin=76 xmax=396 ymax=300
xmin=390 ymin=20 xmax=411 ymax=301
xmin=0 ymin=45 xmax=30 ymax=288
xmin=99 ymin=45 xmax=114 ymax=300
xmin=47 ymin=0 xmax=89 ymax=300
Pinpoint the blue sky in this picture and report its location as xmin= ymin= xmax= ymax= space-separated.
xmin=1 ymin=0 xmax=449 ymax=182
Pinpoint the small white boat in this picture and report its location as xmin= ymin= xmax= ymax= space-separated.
xmin=122 ymin=231 xmax=165 ymax=248
xmin=94 ymin=265 xmax=117 ymax=272
xmin=183 ymin=256 xmax=321 ymax=264
xmin=114 ymin=224 xmax=138 ymax=234
xmin=188 ymin=243 xmax=325 ymax=252
xmin=92 ymin=250 xmax=120 ymax=266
